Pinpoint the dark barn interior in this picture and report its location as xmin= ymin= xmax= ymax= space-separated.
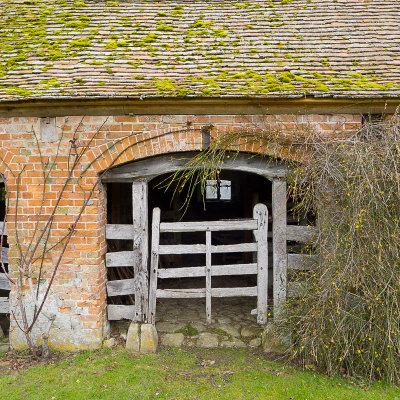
xmin=106 ymin=170 xmax=273 ymax=321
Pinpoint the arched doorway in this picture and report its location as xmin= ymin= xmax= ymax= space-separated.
xmin=103 ymin=151 xmax=315 ymax=347
xmin=103 ymin=152 xmax=290 ymax=328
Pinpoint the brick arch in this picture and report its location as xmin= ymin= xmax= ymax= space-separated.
xmin=85 ymin=127 xmax=205 ymax=175
xmin=0 ymin=148 xmax=16 ymax=181
xmin=82 ymin=125 xmax=297 ymax=177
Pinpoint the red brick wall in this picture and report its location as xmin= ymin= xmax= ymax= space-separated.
xmin=0 ymin=113 xmax=361 ymax=350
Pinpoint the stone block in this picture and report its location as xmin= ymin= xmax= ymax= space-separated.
xmin=126 ymin=323 xmax=140 ymax=352
xmin=216 ymin=317 xmax=232 ymax=324
xmin=197 ymin=332 xmax=218 ymax=348
xmin=140 ymin=324 xmax=158 ymax=354
xmin=103 ymin=337 xmax=116 ymax=349
xmin=220 ymin=339 xmax=246 ymax=348
xmin=240 ymin=326 xmax=260 ymax=338
xmin=218 ymin=324 xmax=240 ymax=338
xmin=161 ymin=333 xmax=184 ymax=347
xmin=156 ymin=321 xmax=185 ymax=333
xmin=249 ymin=338 xmax=262 ymax=347
xmin=191 ymin=321 xmax=206 ymax=332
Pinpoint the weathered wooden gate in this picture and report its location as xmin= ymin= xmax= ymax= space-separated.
xmin=106 ymin=181 xmax=149 ymax=322
xmin=148 ymin=203 xmax=269 ymax=325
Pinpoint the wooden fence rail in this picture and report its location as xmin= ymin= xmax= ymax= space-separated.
xmin=286 ymin=225 xmax=316 ymax=298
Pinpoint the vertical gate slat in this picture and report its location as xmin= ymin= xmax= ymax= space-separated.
xmin=132 ymin=180 xmax=149 ymax=322
xmin=205 ymin=230 xmax=212 ymax=324
xmin=272 ymin=179 xmax=287 ymax=318
xmin=254 ymin=203 xmax=269 ymax=324
xmin=148 ymin=207 xmax=161 ymax=325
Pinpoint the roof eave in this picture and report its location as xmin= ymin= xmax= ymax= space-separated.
xmin=0 ymin=95 xmax=399 ymax=117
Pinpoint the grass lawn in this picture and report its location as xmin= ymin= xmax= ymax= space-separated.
xmin=0 ymin=347 xmax=399 ymax=400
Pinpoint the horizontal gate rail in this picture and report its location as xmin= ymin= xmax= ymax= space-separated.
xmin=106 ymin=224 xmax=136 ymax=240
xmin=286 ymin=225 xmax=316 ymax=242
xmin=0 ymin=273 xmax=10 ymax=291
xmin=0 ymin=297 xmax=9 ymax=314
xmin=156 ymin=287 xmax=258 ymax=299
xmin=158 ymin=263 xmax=257 ymax=279
xmin=160 ymin=219 xmax=258 ymax=233
xmin=107 ymin=304 xmax=136 ymax=320
xmin=106 ymin=251 xmax=136 ymax=267
xmin=286 ymin=225 xmax=317 ymax=298
xmin=106 ymin=278 xmax=136 ymax=297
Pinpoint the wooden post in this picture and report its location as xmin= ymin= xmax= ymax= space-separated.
xmin=205 ymin=229 xmax=212 ymax=324
xmin=132 ymin=180 xmax=149 ymax=322
xmin=148 ymin=207 xmax=161 ymax=325
xmin=272 ymin=179 xmax=287 ymax=318
xmin=254 ymin=203 xmax=268 ymax=324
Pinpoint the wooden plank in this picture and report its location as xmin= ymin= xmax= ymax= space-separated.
xmin=212 ymin=286 xmax=257 ymax=297
xmin=102 ymin=152 xmax=288 ymax=182
xmin=212 ymin=243 xmax=257 ymax=253
xmin=0 ymin=297 xmax=9 ymax=314
xmin=158 ymin=244 xmax=206 ymax=255
xmin=148 ymin=207 xmax=161 ymax=325
xmin=160 ymin=219 xmax=257 ymax=233
xmin=156 ymin=287 xmax=257 ymax=299
xmin=107 ymin=304 xmax=136 ymax=321
xmin=157 ymin=288 xmax=205 ymax=298
xmin=287 ymin=254 xmax=317 ymax=270
xmin=106 ymin=224 xmax=135 ymax=240
xmin=106 ymin=251 xmax=135 ymax=267
xmin=206 ymin=230 xmax=212 ymax=324
xmin=272 ymin=179 xmax=287 ymax=318
xmin=157 ymin=263 xmax=258 ymax=279
xmin=254 ymin=203 xmax=269 ymax=324
xmin=106 ymin=278 xmax=136 ymax=297
xmin=132 ymin=180 xmax=149 ymax=322
xmin=0 ymin=247 xmax=8 ymax=264
xmin=0 ymin=273 xmax=10 ymax=291
xmin=286 ymin=225 xmax=316 ymax=242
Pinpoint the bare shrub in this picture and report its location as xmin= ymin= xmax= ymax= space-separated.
xmin=166 ymin=114 xmax=400 ymax=383
xmin=284 ymin=114 xmax=400 ymax=383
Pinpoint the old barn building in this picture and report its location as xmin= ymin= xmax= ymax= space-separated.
xmin=0 ymin=0 xmax=399 ymax=350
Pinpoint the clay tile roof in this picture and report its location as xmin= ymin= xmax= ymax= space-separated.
xmin=0 ymin=0 xmax=399 ymax=102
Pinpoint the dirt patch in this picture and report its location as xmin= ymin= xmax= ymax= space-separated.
xmin=0 ymin=350 xmax=75 ymax=372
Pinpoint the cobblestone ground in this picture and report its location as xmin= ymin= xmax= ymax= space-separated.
xmin=111 ymin=297 xmax=264 ymax=349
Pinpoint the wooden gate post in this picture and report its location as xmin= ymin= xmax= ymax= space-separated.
xmin=272 ymin=179 xmax=287 ymax=319
xmin=148 ymin=207 xmax=161 ymax=325
xmin=254 ymin=203 xmax=268 ymax=324
xmin=205 ymin=229 xmax=212 ymax=324
xmin=132 ymin=180 xmax=149 ymax=322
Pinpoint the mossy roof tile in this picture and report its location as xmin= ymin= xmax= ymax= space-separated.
xmin=0 ymin=0 xmax=399 ymax=101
